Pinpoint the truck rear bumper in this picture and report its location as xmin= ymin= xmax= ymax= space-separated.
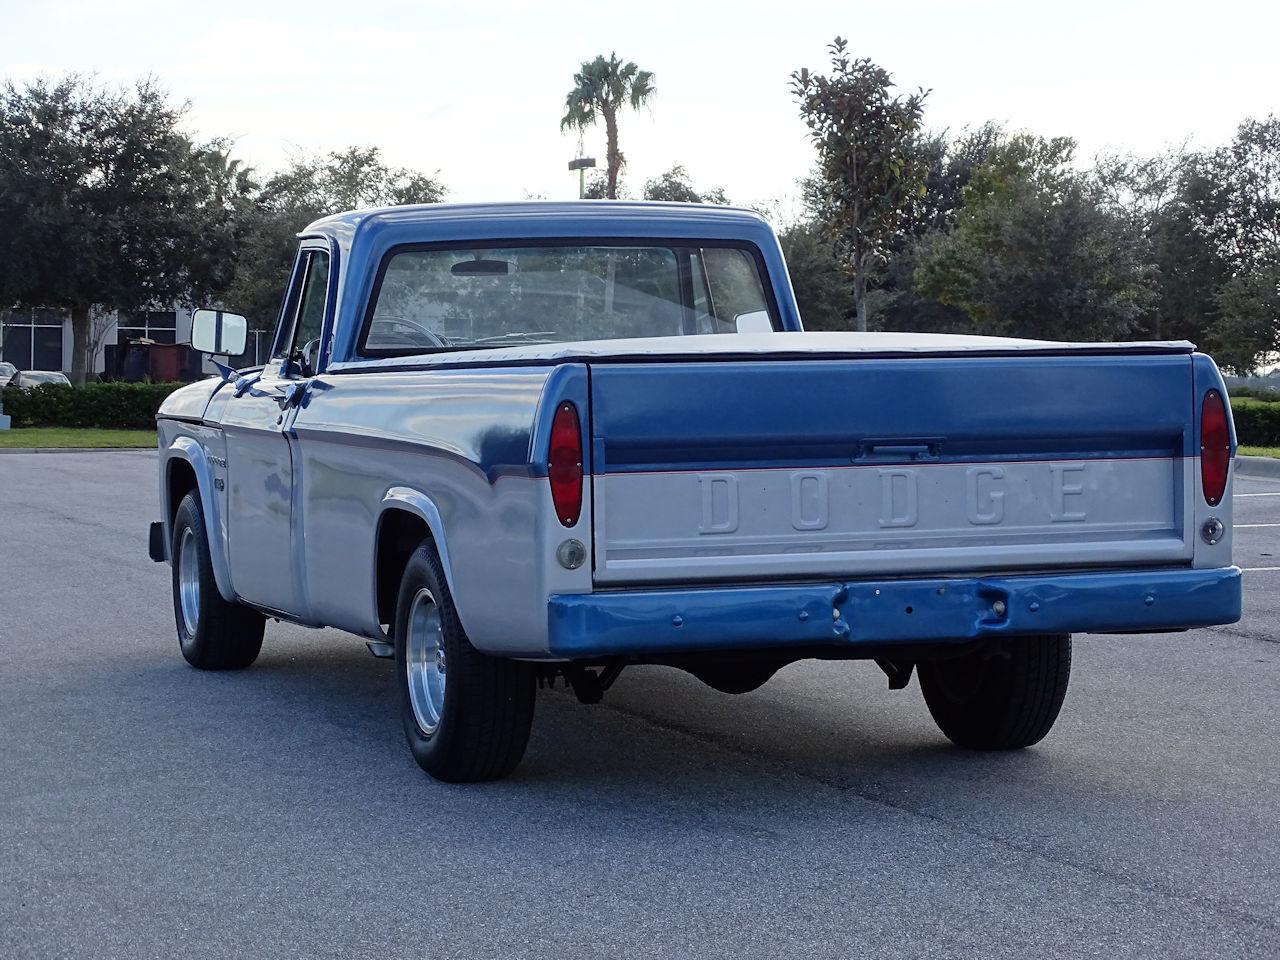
xmin=546 ymin=566 xmax=1242 ymax=658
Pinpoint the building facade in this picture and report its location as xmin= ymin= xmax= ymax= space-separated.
xmin=0 ymin=306 xmax=271 ymax=377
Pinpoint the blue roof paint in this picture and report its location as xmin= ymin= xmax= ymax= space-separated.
xmin=298 ymin=201 xmax=802 ymax=364
xmin=304 ymin=200 xmax=773 ymax=236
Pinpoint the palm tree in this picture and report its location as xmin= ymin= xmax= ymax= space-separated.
xmin=561 ymin=54 xmax=655 ymax=200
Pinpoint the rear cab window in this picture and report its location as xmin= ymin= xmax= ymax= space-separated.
xmin=359 ymin=241 xmax=777 ymax=356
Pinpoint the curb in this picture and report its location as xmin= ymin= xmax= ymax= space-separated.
xmin=1235 ymin=455 xmax=1280 ymax=480
xmin=0 ymin=446 xmax=155 ymax=455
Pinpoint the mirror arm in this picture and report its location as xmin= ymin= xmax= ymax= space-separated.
xmin=269 ymin=382 xmax=306 ymax=408
xmin=233 ymin=372 xmax=263 ymax=398
xmin=211 ymin=359 xmax=240 ymax=383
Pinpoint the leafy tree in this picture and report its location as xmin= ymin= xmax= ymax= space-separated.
xmin=909 ymin=123 xmax=1003 ymax=237
xmin=642 ymin=165 xmax=727 ymax=204
xmin=224 ymin=147 xmax=445 ymax=332
xmin=1090 ymin=147 xmax=1226 ymax=344
xmin=1199 ymin=116 xmax=1280 ymax=267
xmin=1212 ymin=260 xmax=1280 ymax=372
xmin=561 ymin=54 xmax=655 ymax=200
xmin=914 ymin=134 xmax=1155 ymax=341
xmin=1090 ymin=118 xmax=1280 ymax=368
xmin=777 ymin=220 xmax=855 ymax=329
xmin=1197 ymin=116 xmax=1280 ymax=369
xmin=581 ymin=171 xmax=627 ymax=200
xmin=875 ymin=124 xmax=1002 ymax=333
xmin=791 ymin=39 xmax=928 ymax=331
xmin=0 ymin=76 xmax=245 ymax=382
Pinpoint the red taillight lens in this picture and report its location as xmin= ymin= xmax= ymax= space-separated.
xmin=1200 ymin=388 xmax=1230 ymax=506
xmin=548 ymin=401 xmax=583 ymax=527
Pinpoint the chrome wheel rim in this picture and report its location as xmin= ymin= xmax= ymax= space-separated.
xmin=405 ymin=588 xmax=446 ymax=735
xmin=177 ymin=528 xmax=201 ymax=637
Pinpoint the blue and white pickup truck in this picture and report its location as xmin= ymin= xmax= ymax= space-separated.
xmin=152 ymin=202 xmax=1242 ymax=782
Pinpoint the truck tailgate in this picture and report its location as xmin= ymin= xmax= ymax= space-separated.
xmin=588 ymin=353 xmax=1194 ymax=584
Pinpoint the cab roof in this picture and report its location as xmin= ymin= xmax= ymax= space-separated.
xmin=302 ymin=200 xmax=774 ymax=250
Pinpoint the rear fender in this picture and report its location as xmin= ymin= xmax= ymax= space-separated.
xmin=376 ymin=487 xmax=461 ymax=622
xmin=1192 ymin=352 xmax=1234 ymax=569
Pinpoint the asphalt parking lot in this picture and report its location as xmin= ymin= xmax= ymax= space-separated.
xmin=1 ymin=451 xmax=1277 ymax=959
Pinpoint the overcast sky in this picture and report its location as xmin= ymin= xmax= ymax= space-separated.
xmin=2 ymin=0 xmax=1276 ymax=210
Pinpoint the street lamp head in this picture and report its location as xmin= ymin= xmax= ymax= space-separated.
xmin=567 ymin=157 xmax=597 ymax=172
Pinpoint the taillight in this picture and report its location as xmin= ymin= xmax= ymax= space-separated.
xmin=1200 ymin=388 xmax=1230 ymax=506
xmin=548 ymin=401 xmax=583 ymax=526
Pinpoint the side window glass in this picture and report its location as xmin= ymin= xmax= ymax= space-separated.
xmin=699 ymin=247 xmax=772 ymax=331
xmin=272 ymin=249 xmax=330 ymax=369
xmin=293 ymin=251 xmax=330 ymax=355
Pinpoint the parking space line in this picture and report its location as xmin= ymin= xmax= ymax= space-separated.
xmin=1234 ymin=523 xmax=1280 ymax=528
xmin=1235 ymin=492 xmax=1280 ymax=498
xmin=1242 ymin=566 xmax=1280 ymax=572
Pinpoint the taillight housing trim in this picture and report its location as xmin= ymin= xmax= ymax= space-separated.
xmin=548 ymin=401 xmax=584 ymax=527
xmin=1200 ymin=388 xmax=1230 ymax=507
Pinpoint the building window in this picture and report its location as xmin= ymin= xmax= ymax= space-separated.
xmin=118 ymin=310 xmax=178 ymax=345
xmin=1 ymin=308 xmax=65 ymax=371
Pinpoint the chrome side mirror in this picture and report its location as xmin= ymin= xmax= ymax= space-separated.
xmin=191 ymin=309 xmax=248 ymax=356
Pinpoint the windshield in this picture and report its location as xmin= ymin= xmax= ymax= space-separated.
xmin=361 ymin=243 xmax=774 ymax=355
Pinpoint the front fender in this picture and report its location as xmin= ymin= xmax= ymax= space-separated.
xmin=163 ymin=436 xmax=236 ymax=603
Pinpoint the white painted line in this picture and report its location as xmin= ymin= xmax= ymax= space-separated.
xmin=1235 ymin=492 xmax=1280 ymax=497
xmin=1242 ymin=566 xmax=1280 ymax=572
xmin=1234 ymin=523 xmax=1280 ymax=528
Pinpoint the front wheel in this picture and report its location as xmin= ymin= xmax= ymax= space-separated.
xmin=918 ymin=634 xmax=1071 ymax=749
xmin=394 ymin=542 xmax=536 ymax=782
xmin=171 ymin=492 xmax=266 ymax=670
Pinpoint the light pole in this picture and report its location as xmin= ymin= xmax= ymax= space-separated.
xmin=568 ymin=156 xmax=597 ymax=199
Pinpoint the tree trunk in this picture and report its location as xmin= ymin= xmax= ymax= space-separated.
xmin=852 ymin=243 xmax=868 ymax=333
xmin=70 ymin=302 xmax=91 ymax=385
xmin=604 ymin=108 xmax=620 ymax=200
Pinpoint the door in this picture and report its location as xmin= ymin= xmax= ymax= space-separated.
xmin=222 ymin=244 xmax=331 ymax=613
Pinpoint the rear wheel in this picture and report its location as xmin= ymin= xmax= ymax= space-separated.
xmin=918 ymin=634 xmax=1071 ymax=749
xmin=171 ymin=492 xmax=266 ymax=670
xmin=394 ymin=542 xmax=536 ymax=782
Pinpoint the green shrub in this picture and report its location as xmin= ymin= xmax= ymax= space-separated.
xmin=1228 ymin=386 xmax=1280 ymax=401
xmin=1231 ymin=395 xmax=1280 ymax=447
xmin=0 ymin=381 xmax=185 ymax=430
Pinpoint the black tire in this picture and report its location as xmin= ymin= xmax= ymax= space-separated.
xmin=171 ymin=492 xmax=265 ymax=670
xmin=394 ymin=542 xmax=535 ymax=782
xmin=918 ymin=634 xmax=1071 ymax=749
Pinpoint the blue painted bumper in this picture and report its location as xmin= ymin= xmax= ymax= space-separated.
xmin=547 ymin=567 xmax=1242 ymax=658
